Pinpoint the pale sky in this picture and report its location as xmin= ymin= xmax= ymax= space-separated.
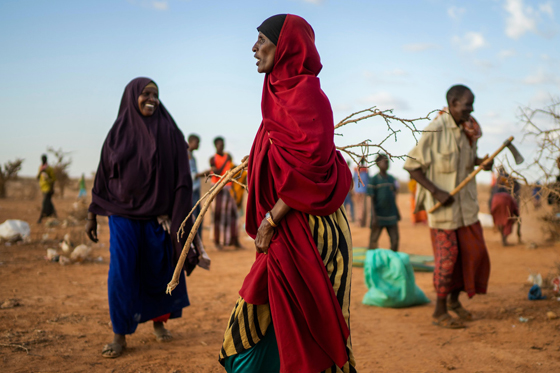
xmin=1 ymin=0 xmax=559 ymax=183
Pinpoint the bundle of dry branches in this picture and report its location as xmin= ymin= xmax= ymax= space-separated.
xmin=167 ymin=157 xmax=249 ymax=294
xmin=334 ymin=107 xmax=437 ymax=168
xmin=167 ymin=107 xmax=435 ymax=293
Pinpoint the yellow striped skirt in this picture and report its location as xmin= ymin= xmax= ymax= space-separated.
xmin=219 ymin=207 xmax=357 ymax=373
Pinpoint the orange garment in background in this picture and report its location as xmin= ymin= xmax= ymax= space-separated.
xmin=230 ymin=168 xmax=247 ymax=209
xmin=212 ymin=153 xmax=232 ymax=186
xmin=408 ymin=179 xmax=427 ymax=224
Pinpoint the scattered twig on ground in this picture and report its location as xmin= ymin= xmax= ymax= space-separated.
xmin=440 ymin=336 xmax=458 ymax=347
xmin=0 ymin=343 xmax=29 ymax=354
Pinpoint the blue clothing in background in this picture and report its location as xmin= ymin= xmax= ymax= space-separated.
xmin=344 ymin=192 xmax=355 ymax=221
xmin=189 ymin=150 xmax=202 ymax=239
xmin=189 ymin=150 xmax=201 ymax=192
xmin=108 ymin=216 xmax=190 ymax=335
xmin=192 ymin=188 xmax=202 ymax=239
xmin=78 ymin=189 xmax=87 ymax=199
xmin=353 ymin=168 xmax=369 ymax=194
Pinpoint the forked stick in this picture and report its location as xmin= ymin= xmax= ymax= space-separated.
xmin=166 ymin=156 xmax=249 ymax=294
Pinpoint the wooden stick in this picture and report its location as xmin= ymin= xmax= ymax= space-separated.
xmin=428 ymin=136 xmax=514 ymax=214
xmin=0 ymin=343 xmax=30 ymax=354
xmin=166 ymin=156 xmax=249 ymax=294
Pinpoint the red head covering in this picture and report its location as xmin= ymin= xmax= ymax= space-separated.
xmin=438 ymin=107 xmax=482 ymax=146
xmin=240 ymin=15 xmax=351 ymax=372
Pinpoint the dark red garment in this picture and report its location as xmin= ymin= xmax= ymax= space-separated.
xmin=239 ymin=15 xmax=352 ymax=373
xmin=491 ymin=192 xmax=519 ymax=237
xmin=89 ymin=77 xmax=198 ymax=274
xmin=152 ymin=313 xmax=170 ymax=323
xmin=430 ymin=221 xmax=490 ymax=298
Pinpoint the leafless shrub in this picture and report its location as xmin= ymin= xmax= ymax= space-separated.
xmin=504 ymin=98 xmax=560 ymax=240
xmin=47 ymin=147 xmax=72 ymax=198
xmin=0 ymin=158 xmax=24 ymax=198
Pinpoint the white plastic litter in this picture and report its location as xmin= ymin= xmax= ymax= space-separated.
xmin=478 ymin=212 xmax=494 ymax=228
xmin=60 ymin=233 xmax=72 ymax=253
xmin=0 ymin=220 xmax=31 ymax=242
xmin=528 ymin=273 xmax=543 ymax=287
xmin=70 ymin=244 xmax=92 ymax=262
xmin=46 ymin=248 xmax=58 ymax=261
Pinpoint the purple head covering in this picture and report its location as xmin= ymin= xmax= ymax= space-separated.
xmin=89 ymin=77 xmax=198 ymax=274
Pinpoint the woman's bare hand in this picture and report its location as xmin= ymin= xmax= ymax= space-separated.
xmin=157 ymin=215 xmax=171 ymax=234
xmin=85 ymin=214 xmax=98 ymax=243
xmin=255 ymin=219 xmax=275 ymax=254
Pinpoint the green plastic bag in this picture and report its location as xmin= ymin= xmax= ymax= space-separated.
xmin=362 ymin=249 xmax=430 ymax=308
xmin=353 ymin=247 xmax=435 ymax=272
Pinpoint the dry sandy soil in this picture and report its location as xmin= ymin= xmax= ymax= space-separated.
xmin=1 ymin=184 xmax=560 ymax=373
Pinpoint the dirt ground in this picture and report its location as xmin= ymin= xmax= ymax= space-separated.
xmin=1 ymin=183 xmax=560 ymax=373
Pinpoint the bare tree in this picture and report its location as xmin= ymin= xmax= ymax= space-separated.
xmin=510 ymin=99 xmax=560 ymax=199
xmin=47 ymin=147 xmax=72 ymax=197
xmin=0 ymin=158 xmax=24 ymax=198
xmin=502 ymin=98 xmax=560 ymax=240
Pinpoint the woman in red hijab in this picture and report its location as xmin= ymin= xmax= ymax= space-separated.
xmin=219 ymin=15 xmax=356 ymax=373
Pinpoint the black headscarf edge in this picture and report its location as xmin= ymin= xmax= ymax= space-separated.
xmin=257 ymin=14 xmax=287 ymax=46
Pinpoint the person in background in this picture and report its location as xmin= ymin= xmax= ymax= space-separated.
xmin=547 ymin=156 xmax=560 ymax=211
xmin=405 ymin=84 xmax=492 ymax=329
xmin=353 ymin=157 xmax=369 ymax=227
xmin=230 ymin=167 xmax=248 ymax=216
xmin=489 ymin=166 xmax=521 ymax=207
xmin=532 ymin=181 xmax=542 ymax=210
xmin=368 ymin=153 xmax=400 ymax=251
xmin=489 ymin=166 xmax=521 ymax=246
xmin=408 ymin=178 xmax=428 ymax=224
xmin=210 ymin=137 xmax=241 ymax=249
xmin=86 ymin=77 xmax=200 ymax=358
xmin=188 ymin=134 xmax=206 ymax=240
xmin=344 ymin=160 xmax=355 ymax=222
xmin=77 ymin=173 xmax=87 ymax=200
xmin=37 ymin=154 xmax=57 ymax=223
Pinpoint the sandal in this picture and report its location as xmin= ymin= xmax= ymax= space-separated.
xmin=101 ymin=341 xmax=126 ymax=358
xmin=153 ymin=328 xmax=173 ymax=343
xmin=432 ymin=313 xmax=465 ymax=329
xmin=448 ymin=302 xmax=474 ymax=321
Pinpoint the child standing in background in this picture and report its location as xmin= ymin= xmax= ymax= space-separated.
xmin=77 ymin=173 xmax=87 ymax=200
xmin=368 ymin=154 xmax=400 ymax=251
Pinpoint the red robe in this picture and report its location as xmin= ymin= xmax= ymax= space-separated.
xmin=239 ymin=14 xmax=352 ymax=373
xmin=491 ymin=192 xmax=519 ymax=237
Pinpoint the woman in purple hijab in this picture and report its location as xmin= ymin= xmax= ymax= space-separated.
xmin=86 ymin=77 xmax=199 ymax=358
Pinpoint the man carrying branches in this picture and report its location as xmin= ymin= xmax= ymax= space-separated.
xmin=404 ymin=85 xmax=492 ymax=329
